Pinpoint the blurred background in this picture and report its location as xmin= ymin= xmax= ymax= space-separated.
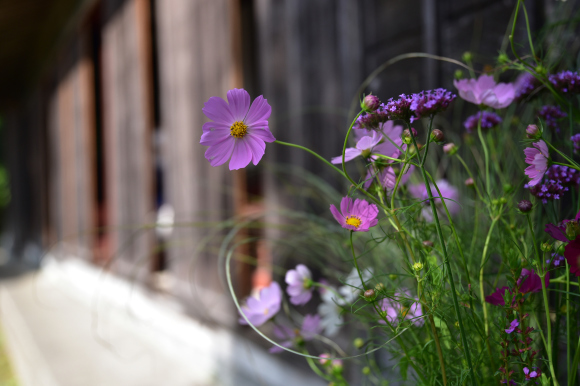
xmin=0 ymin=0 xmax=573 ymax=385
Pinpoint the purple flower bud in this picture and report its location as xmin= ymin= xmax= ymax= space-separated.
xmin=319 ymin=353 xmax=330 ymax=365
xmin=422 ymin=240 xmax=434 ymax=248
xmin=526 ymin=124 xmax=540 ymax=139
xmin=431 ymin=129 xmax=444 ymax=143
xmin=517 ymin=200 xmax=532 ymax=213
xmin=443 ymin=143 xmax=457 ymax=155
xmin=402 ymin=128 xmax=418 ymax=144
xmin=465 ymin=177 xmax=474 ymax=187
xmin=363 ymin=289 xmax=376 ymax=300
xmin=361 ymin=94 xmax=380 ymax=112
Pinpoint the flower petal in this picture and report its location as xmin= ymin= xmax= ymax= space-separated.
xmin=247 ymin=126 xmax=276 ymax=142
xmin=331 ymin=148 xmax=362 ymax=164
xmin=227 ymin=89 xmax=251 ymax=121
xmin=200 ymin=128 xmax=231 ymax=146
xmin=243 ymin=135 xmax=266 ymax=166
xmin=204 ymin=137 xmax=235 ymax=167
xmin=203 ymin=96 xmax=235 ymax=125
xmin=245 ymin=95 xmax=272 ymax=126
xmin=330 ymin=204 xmax=344 ymax=225
xmin=229 ymin=139 xmax=253 ymax=170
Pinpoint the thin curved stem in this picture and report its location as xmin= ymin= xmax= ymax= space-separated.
xmin=275 ymin=140 xmax=346 ymax=177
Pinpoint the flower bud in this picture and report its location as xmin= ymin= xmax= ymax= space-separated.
xmin=535 ymin=65 xmax=547 ymax=76
xmin=566 ymin=220 xmax=580 ymax=241
xmin=517 ymin=200 xmax=533 ymax=213
xmin=402 ymin=128 xmax=418 ymax=144
xmin=443 ymin=143 xmax=458 ymax=155
xmin=526 ymin=124 xmax=541 ymax=140
xmin=556 ymin=243 xmax=566 ymax=255
xmin=375 ymin=282 xmax=385 ymax=291
xmin=353 ymin=338 xmax=364 ymax=349
xmin=462 ymin=51 xmax=473 ymax=63
xmin=361 ymin=94 xmax=380 ymax=112
xmin=499 ymin=197 xmax=507 ymax=204
xmin=541 ymin=242 xmax=553 ymax=252
xmin=454 ymin=69 xmax=464 ymax=80
xmin=464 ymin=178 xmax=474 ymax=187
xmin=503 ymin=184 xmax=513 ymax=194
xmin=362 ymin=366 xmax=371 ymax=375
xmin=498 ymin=53 xmax=510 ymax=64
xmin=422 ymin=240 xmax=434 ymax=249
xmin=430 ymin=129 xmax=444 ymax=143
xmin=332 ymin=359 xmax=343 ymax=373
xmin=388 ymin=274 xmax=397 ymax=281
xmin=319 ymin=353 xmax=330 ymax=365
xmin=412 ymin=262 xmax=424 ymax=271
xmin=364 ymin=289 xmax=376 ymax=301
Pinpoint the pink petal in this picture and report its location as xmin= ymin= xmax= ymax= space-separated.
xmin=340 ymin=197 xmax=352 ymax=216
xmin=331 ymin=148 xmax=362 ymax=164
xmin=492 ymin=83 xmax=515 ymax=108
xmin=204 ymin=137 xmax=235 ymax=167
xmin=203 ymin=96 xmax=235 ymax=125
xmin=245 ymin=95 xmax=272 ymax=126
xmin=534 ymin=140 xmax=549 ymax=158
xmin=229 ymin=140 xmax=252 ymax=170
xmin=295 ymin=264 xmax=311 ymax=280
xmin=330 ymin=204 xmax=344 ymax=225
xmin=243 ymin=135 xmax=266 ymax=165
xmin=227 ymin=89 xmax=251 ymax=121
xmin=247 ymin=127 xmax=276 ymax=142
xmin=202 ymin=121 xmax=230 ymax=133
xmin=200 ymin=128 xmax=230 ymax=146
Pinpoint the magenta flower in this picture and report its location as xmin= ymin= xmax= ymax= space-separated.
xmin=453 ymin=74 xmax=515 ymax=108
xmin=545 ymin=210 xmax=580 ymax=242
xmin=200 ymin=88 xmax=276 ymax=170
xmin=269 ymin=314 xmax=322 ymax=353
xmin=239 ymin=281 xmax=282 ymax=326
xmin=463 ymin=111 xmax=502 ymax=133
xmin=331 ymin=131 xmax=401 ymax=164
xmin=285 ymin=264 xmax=314 ymax=305
xmin=485 ymin=286 xmax=511 ymax=306
xmin=505 ymin=319 xmax=519 ymax=334
xmin=524 ymin=140 xmax=549 ymax=186
xmin=564 ymin=239 xmax=580 ymax=276
xmin=379 ymin=291 xmax=424 ymax=326
xmin=409 ymin=88 xmax=456 ymax=119
xmin=330 ymin=197 xmax=379 ymax=232
xmin=518 ymin=268 xmax=549 ymax=294
xmin=523 ymin=367 xmax=539 ymax=379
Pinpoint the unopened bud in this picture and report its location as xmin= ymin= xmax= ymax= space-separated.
xmin=499 ymin=197 xmax=507 ymax=204
xmin=402 ymin=128 xmax=418 ymax=144
xmin=535 ymin=65 xmax=546 ymax=76
xmin=556 ymin=244 xmax=566 ymax=255
xmin=431 ymin=129 xmax=444 ymax=143
xmin=498 ymin=53 xmax=510 ymax=64
xmin=517 ymin=200 xmax=532 ymax=213
xmin=443 ymin=143 xmax=458 ymax=155
xmin=388 ymin=274 xmax=397 ymax=281
xmin=362 ymin=366 xmax=371 ymax=375
xmin=541 ymin=242 xmax=553 ymax=252
xmin=319 ymin=353 xmax=330 ymax=365
xmin=526 ymin=124 xmax=541 ymax=140
xmin=332 ymin=359 xmax=343 ymax=373
xmin=412 ymin=262 xmax=424 ymax=271
xmin=464 ymin=178 xmax=474 ymax=187
xmin=364 ymin=289 xmax=376 ymax=301
xmin=462 ymin=51 xmax=473 ymax=63
xmin=454 ymin=69 xmax=464 ymax=80
xmin=503 ymin=184 xmax=513 ymax=193
xmin=375 ymin=282 xmax=385 ymax=291
xmin=361 ymin=94 xmax=380 ymax=113
xmin=354 ymin=338 xmax=365 ymax=349
xmin=422 ymin=240 xmax=434 ymax=249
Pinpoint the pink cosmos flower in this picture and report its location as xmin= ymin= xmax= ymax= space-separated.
xmin=453 ymin=74 xmax=515 ymax=108
xmin=239 ymin=281 xmax=282 ymax=326
xmin=330 ymin=197 xmax=379 ymax=232
xmin=269 ymin=314 xmax=322 ymax=353
xmin=564 ymin=239 xmax=580 ymax=276
xmin=545 ymin=210 xmax=580 ymax=242
xmin=524 ymin=140 xmax=549 ymax=186
xmin=331 ymin=131 xmax=402 ymax=164
xmin=285 ymin=264 xmax=314 ymax=305
xmin=200 ymin=88 xmax=276 ymax=170
xmin=409 ymin=179 xmax=460 ymax=222
xmin=379 ymin=291 xmax=424 ymax=326
xmin=518 ymin=268 xmax=549 ymax=294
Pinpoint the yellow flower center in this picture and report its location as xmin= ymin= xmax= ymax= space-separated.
xmin=345 ymin=216 xmax=362 ymax=228
xmin=230 ymin=121 xmax=248 ymax=138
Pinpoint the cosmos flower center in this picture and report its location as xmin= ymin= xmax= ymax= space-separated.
xmin=345 ymin=216 xmax=362 ymax=228
xmin=230 ymin=121 xmax=248 ymax=138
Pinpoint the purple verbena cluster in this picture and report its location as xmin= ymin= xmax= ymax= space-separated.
xmin=409 ymin=88 xmax=456 ymax=120
xmin=537 ymin=105 xmax=567 ymax=132
xmin=547 ymin=253 xmax=565 ymax=267
xmin=353 ymin=109 xmax=390 ymax=130
xmin=514 ymin=72 xmax=541 ymax=101
xmin=383 ymin=94 xmax=415 ymax=122
xmin=463 ymin=111 xmax=502 ymax=133
xmin=525 ymin=179 xmax=568 ymax=204
xmin=571 ymin=133 xmax=580 ymax=153
xmin=545 ymin=165 xmax=580 ymax=186
xmin=549 ymin=70 xmax=580 ymax=94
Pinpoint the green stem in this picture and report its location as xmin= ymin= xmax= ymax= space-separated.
xmin=567 ymin=260 xmax=571 ymax=385
xmin=409 ymin=120 xmax=476 ymax=385
xmin=274 ymin=140 xmax=346 ymax=177
xmin=303 ymin=350 xmax=333 ymax=382
xmin=526 ymin=214 xmax=558 ymax=384
xmin=456 ymin=154 xmax=485 ymax=203
xmin=477 ymin=121 xmax=491 ymax=197
xmin=545 ymin=140 xmax=580 ymax=169
xmin=571 ymin=278 xmax=580 ymax=385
